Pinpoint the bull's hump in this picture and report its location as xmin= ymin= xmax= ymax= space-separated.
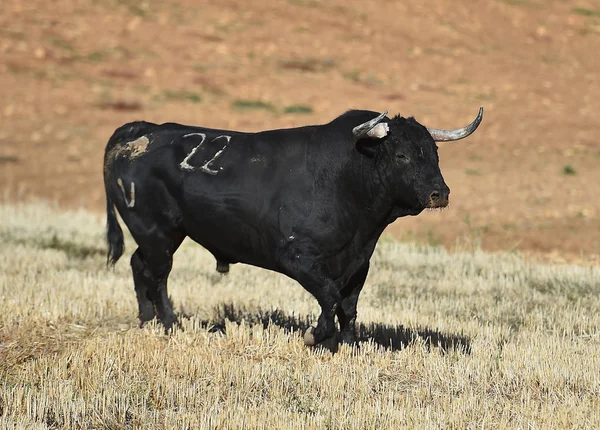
xmin=337 ymin=110 xmax=387 ymax=125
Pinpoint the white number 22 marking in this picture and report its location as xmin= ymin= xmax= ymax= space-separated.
xmin=179 ymin=133 xmax=231 ymax=175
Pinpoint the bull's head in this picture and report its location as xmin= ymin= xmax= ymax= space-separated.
xmin=353 ymin=107 xmax=483 ymax=215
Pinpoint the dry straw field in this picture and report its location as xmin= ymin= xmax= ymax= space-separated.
xmin=1 ymin=201 xmax=599 ymax=428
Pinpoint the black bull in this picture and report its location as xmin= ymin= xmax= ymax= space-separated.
xmin=103 ymin=108 xmax=483 ymax=347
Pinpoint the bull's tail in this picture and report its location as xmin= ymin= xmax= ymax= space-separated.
xmin=104 ymin=121 xmax=155 ymax=267
xmin=106 ymin=193 xmax=124 ymax=267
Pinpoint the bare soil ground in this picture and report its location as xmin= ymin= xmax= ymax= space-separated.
xmin=2 ymin=0 xmax=600 ymax=261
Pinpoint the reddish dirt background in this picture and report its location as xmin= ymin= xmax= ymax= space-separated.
xmin=2 ymin=0 xmax=600 ymax=263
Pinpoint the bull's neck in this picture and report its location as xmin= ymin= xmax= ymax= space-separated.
xmin=343 ymin=151 xmax=397 ymax=240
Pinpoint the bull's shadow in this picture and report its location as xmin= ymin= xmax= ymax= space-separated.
xmin=185 ymin=303 xmax=471 ymax=354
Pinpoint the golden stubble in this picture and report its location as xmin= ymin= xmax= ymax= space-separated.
xmin=1 ymin=202 xmax=599 ymax=429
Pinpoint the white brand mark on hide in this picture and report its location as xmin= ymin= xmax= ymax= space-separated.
xmin=117 ymin=178 xmax=135 ymax=208
xmin=180 ymin=133 xmax=207 ymax=171
xmin=201 ymin=135 xmax=231 ymax=175
xmin=179 ymin=133 xmax=232 ymax=175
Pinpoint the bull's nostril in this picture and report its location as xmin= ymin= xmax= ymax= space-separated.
xmin=428 ymin=189 xmax=448 ymax=208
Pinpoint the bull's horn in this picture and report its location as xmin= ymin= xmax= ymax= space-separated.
xmin=352 ymin=110 xmax=388 ymax=138
xmin=426 ymin=107 xmax=483 ymax=142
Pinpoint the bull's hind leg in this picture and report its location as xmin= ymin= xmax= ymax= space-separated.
xmin=131 ymin=249 xmax=156 ymax=326
xmin=130 ymin=232 xmax=185 ymax=332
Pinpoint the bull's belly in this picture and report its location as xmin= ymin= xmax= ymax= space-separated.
xmin=182 ymin=215 xmax=281 ymax=272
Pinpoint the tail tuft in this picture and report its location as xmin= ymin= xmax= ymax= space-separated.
xmin=106 ymin=197 xmax=124 ymax=267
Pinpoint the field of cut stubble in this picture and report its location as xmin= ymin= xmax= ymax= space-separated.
xmin=1 ymin=201 xmax=599 ymax=428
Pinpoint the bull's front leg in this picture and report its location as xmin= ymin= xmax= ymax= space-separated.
xmin=295 ymin=273 xmax=342 ymax=347
xmin=303 ymin=300 xmax=339 ymax=347
xmin=336 ymin=263 xmax=370 ymax=346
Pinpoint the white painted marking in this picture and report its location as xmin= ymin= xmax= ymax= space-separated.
xmin=180 ymin=134 xmax=232 ymax=174
xmin=179 ymin=133 xmax=206 ymax=171
xmin=117 ymin=178 xmax=135 ymax=208
xmin=200 ymin=135 xmax=231 ymax=175
xmin=125 ymin=136 xmax=149 ymax=159
xmin=129 ymin=182 xmax=135 ymax=208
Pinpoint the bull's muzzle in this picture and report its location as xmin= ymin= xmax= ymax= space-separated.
xmin=428 ymin=188 xmax=450 ymax=208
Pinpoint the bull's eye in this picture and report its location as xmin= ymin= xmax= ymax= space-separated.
xmin=395 ymin=153 xmax=410 ymax=163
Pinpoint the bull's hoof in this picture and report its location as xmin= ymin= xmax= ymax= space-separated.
xmin=216 ymin=260 xmax=230 ymax=274
xmin=304 ymin=327 xmax=340 ymax=353
xmin=138 ymin=306 xmax=156 ymax=328
xmin=340 ymin=330 xmax=358 ymax=347
xmin=303 ymin=326 xmax=317 ymax=346
xmin=159 ymin=313 xmax=180 ymax=335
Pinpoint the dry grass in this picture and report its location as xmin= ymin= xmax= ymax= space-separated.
xmin=1 ymin=202 xmax=599 ymax=428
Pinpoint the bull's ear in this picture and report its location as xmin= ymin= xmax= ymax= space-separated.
xmin=356 ymin=142 xmax=377 ymax=157
xmin=353 ymin=111 xmax=389 ymax=157
xmin=356 ymin=131 xmax=388 ymax=157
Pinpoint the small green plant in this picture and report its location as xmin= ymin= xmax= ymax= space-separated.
xmin=343 ymin=70 xmax=384 ymax=87
xmin=475 ymin=93 xmax=494 ymax=101
xmin=426 ymin=229 xmax=444 ymax=247
xmin=460 ymin=214 xmax=488 ymax=250
xmin=288 ymin=0 xmax=319 ymax=6
xmin=495 ymin=0 xmax=530 ymax=5
xmin=0 ymin=155 xmax=19 ymax=164
xmin=279 ymin=57 xmax=336 ymax=73
xmin=494 ymin=334 xmax=509 ymax=369
xmin=163 ymin=90 xmax=202 ymax=103
xmin=502 ymin=223 xmax=517 ymax=231
xmin=85 ymin=51 xmax=108 ymax=63
xmin=343 ymin=70 xmax=361 ymax=83
xmin=541 ymin=54 xmax=562 ymax=64
xmin=465 ymin=168 xmax=481 ymax=176
xmin=49 ymin=38 xmax=75 ymax=52
xmin=563 ymin=165 xmax=577 ymax=176
xmin=231 ymin=99 xmax=275 ymax=111
xmin=118 ymin=0 xmax=148 ymax=17
xmin=572 ymin=7 xmax=600 ymax=17
xmin=284 ymin=105 xmax=313 ymax=114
